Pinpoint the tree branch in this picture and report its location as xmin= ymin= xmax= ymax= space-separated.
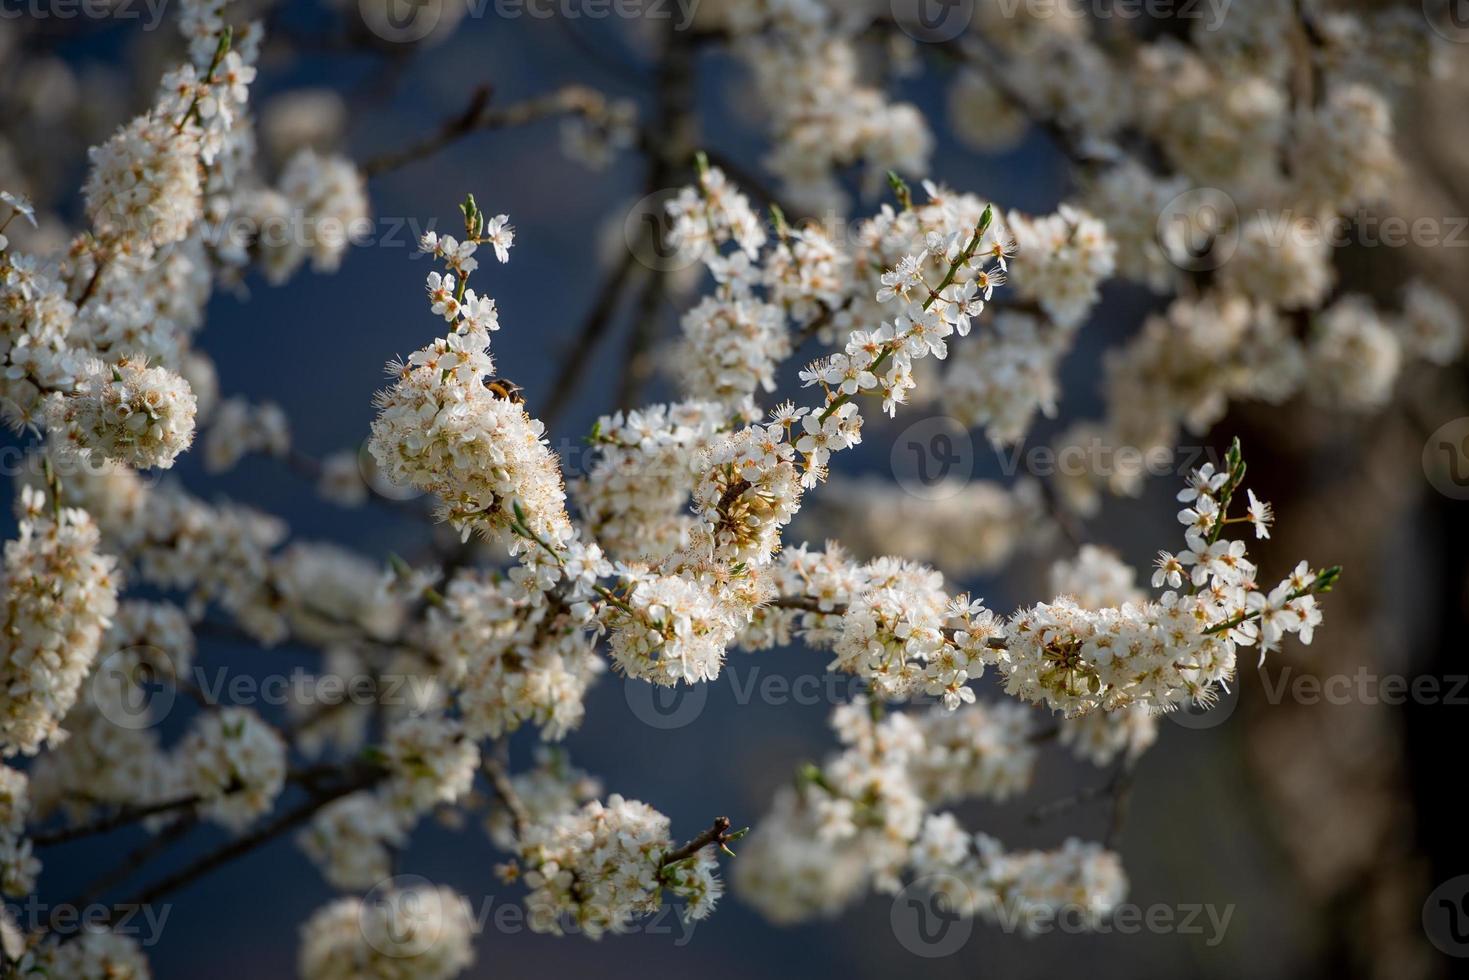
xmin=72 ymin=765 xmax=385 ymax=938
xmin=660 ymin=816 xmax=740 ymax=869
xmin=482 ymin=754 xmax=530 ymax=841
xmin=540 ymin=248 xmax=642 ymax=429
xmin=32 ymin=794 xmax=204 ymax=848
xmin=362 ymin=85 xmax=613 ymax=179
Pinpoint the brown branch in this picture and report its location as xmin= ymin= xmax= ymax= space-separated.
xmin=616 ymin=23 xmax=698 ymax=412
xmin=540 ymin=248 xmax=642 ymax=429
xmin=482 ymin=754 xmax=530 ymax=841
xmin=33 ymin=765 xmax=364 ymax=848
xmin=1105 ymin=761 xmax=1138 ymax=850
xmin=1026 ymin=757 xmax=1133 ymax=828
xmin=32 ymin=794 xmax=204 ymax=848
xmin=57 ymin=817 xmax=199 ymax=914
xmin=1028 ymin=723 xmax=1061 ymax=745
xmin=660 ymin=816 xmax=734 ymax=869
xmin=615 ymin=255 xmax=670 ymax=411
xmin=81 ymin=765 xmax=386 ymax=937
xmin=1034 ymin=466 xmax=1088 ymax=551
xmin=1026 ymin=781 xmax=1114 ymax=826
xmin=794 ymin=297 xmax=851 ymax=349
xmin=702 ymin=148 xmax=790 ymax=219
xmin=361 ymin=84 xmax=611 ymax=179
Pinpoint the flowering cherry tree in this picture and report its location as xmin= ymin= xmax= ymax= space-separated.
xmin=0 ymin=0 xmax=1460 ymax=976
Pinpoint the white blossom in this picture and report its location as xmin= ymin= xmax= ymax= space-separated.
xmin=177 ymin=706 xmax=287 ymax=831
xmin=0 ymin=487 xmax=119 ymax=757
xmin=45 ymin=357 xmax=198 ymax=470
xmin=299 ymin=887 xmax=475 ymax=980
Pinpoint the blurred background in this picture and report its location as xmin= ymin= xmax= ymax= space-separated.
xmin=3 ymin=1 xmax=1469 ymax=977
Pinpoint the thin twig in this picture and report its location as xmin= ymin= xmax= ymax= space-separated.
xmin=1028 ymin=724 xmax=1061 ymax=745
xmin=615 ymin=22 xmax=697 ymax=411
xmin=703 ymin=148 xmax=790 ymax=218
xmin=541 ymin=249 xmax=641 ymax=429
xmin=615 ymin=257 xmax=669 ymax=411
xmin=1026 ymin=759 xmax=1131 ymax=827
xmin=482 ymin=754 xmax=530 ymax=841
xmin=1026 ymin=782 xmax=1113 ymax=826
xmin=83 ymin=766 xmax=385 ymax=936
xmin=660 ymin=816 xmax=735 ymax=869
xmin=32 ymin=795 xmax=204 ymax=848
xmin=34 ymin=765 xmax=360 ymax=847
xmin=1105 ymin=761 xmax=1138 ymax=850
xmin=1035 ymin=468 xmax=1087 ymax=550
xmin=57 ymin=817 xmax=199 ymax=915
xmin=362 ymin=85 xmax=609 ymax=179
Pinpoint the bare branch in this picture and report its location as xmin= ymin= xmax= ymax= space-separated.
xmin=362 ymin=85 xmax=613 ymax=179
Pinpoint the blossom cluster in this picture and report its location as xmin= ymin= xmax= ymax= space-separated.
xmin=734 ymin=699 xmax=1070 ymax=924
xmin=0 ymin=487 xmax=118 ymax=757
xmin=427 ymin=567 xmax=603 ymax=741
xmin=508 ymin=793 xmax=723 ymax=938
xmin=176 ymin=706 xmax=287 ymax=831
xmin=908 ymin=815 xmax=1128 ymax=934
xmin=0 ymin=766 xmax=38 ymax=897
xmin=368 ymin=212 xmax=575 ymax=555
xmin=1000 ymin=453 xmax=1327 ymax=717
xmin=299 ymin=885 xmax=476 ymax=980
xmin=25 ymin=601 xmax=193 ymax=821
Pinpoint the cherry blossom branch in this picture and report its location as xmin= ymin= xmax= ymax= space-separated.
xmin=770 ymin=596 xmax=1011 ymax=650
xmin=1203 ymin=566 xmax=1341 ymax=635
xmin=702 ymin=149 xmax=790 ymax=218
xmin=32 ymin=765 xmax=366 ymax=847
xmin=659 ymin=816 xmax=747 ymax=869
xmin=816 ymin=208 xmax=993 ymax=424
